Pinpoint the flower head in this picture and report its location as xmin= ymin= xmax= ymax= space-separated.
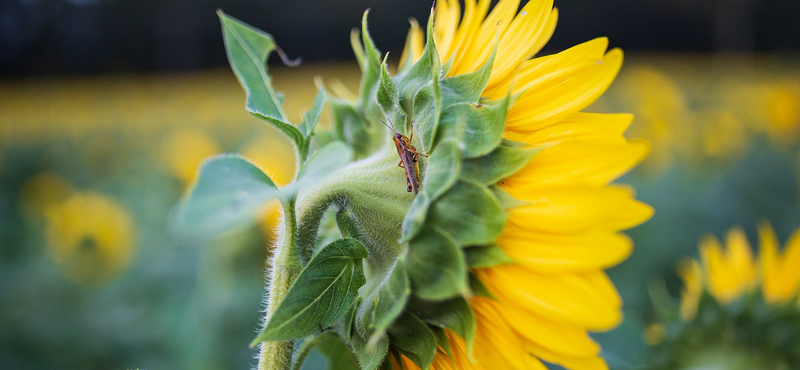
xmin=389 ymin=1 xmax=653 ymax=369
xmin=650 ymin=222 xmax=800 ymax=370
xmin=45 ymin=192 xmax=135 ymax=284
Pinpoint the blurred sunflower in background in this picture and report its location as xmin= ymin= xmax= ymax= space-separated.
xmin=240 ymin=136 xmax=297 ymax=240
xmin=765 ymin=82 xmax=800 ymax=144
xmin=397 ymin=0 xmax=652 ymax=368
xmin=603 ymin=67 xmax=692 ymax=173
xmin=161 ymin=129 xmax=223 ymax=186
xmin=648 ymin=222 xmax=800 ymax=370
xmin=160 ymin=130 xmax=296 ymax=240
xmin=44 ymin=192 xmax=135 ymax=285
xmin=20 ymin=173 xmax=74 ymax=221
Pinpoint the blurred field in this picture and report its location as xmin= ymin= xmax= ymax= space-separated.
xmin=1 ymin=55 xmax=800 ymax=369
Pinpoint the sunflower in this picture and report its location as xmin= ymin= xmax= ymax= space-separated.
xmin=679 ymin=222 xmax=800 ymax=320
xmin=649 ymin=222 xmax=800 ymax=369
xmin=240 ymin=135 xmax=297 ymax=240
xmin=604 ymin=67 xmax=692 ymax=173
xmin=161 ymin=129 xmax=222 ymax=186
xmin=20 ymin=172 xmax=74 ymax=221
xmin=45 ymin=192 xmax=135 ymax=284
xmin=397 ymin=0 xmax=652 ymax=368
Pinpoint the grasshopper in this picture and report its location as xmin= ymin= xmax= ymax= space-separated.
xmin=381 ymin=119 xmax=427 ymax=195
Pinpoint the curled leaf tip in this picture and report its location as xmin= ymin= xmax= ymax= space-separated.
xmin=274 ymin=44 xmax=302 ymax=67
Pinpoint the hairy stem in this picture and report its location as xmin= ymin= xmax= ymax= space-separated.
xmin=258 ymin=199 xmax=302 ymax=370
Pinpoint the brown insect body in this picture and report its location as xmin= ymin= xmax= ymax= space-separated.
xmin=383 ymin=120 xmax=426 ymax=195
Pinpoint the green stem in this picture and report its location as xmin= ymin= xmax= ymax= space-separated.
xmin=258 ymin=198 xmax=302 ymax=370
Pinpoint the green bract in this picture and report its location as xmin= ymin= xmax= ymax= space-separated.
xmin=173 ymin=9 xmax=543 ymax=370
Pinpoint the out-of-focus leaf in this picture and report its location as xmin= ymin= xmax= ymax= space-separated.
xmin=464 ymin=244 xmax=514 ymax=268
xmin=314 ymin=334 xmax=361 ymax=370
xmin=386 ymin=312 xmax=436 ymax=369
xmin=405 ymin=227 xmax=468 ymax=300
xmin=410 ymin=296 xmax=476 ymax=355
xmin=172 ymin=155 xmax=281 ymax=235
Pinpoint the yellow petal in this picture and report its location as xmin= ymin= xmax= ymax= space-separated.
xmin=504 ymin=139 xmax=649 ymax=187
xmin=399 ymin=18 xmax=425 ymax=70
xmin=487 ymin=0 xmax=556 ymax=86
xmin=478 ymin=266 xmax=622 ymax=330
xmin=449 ymin=0 xmax=520 ymax=76
xmin=434 ymin=0 xmax=461 ymax=59
xmin=725 ymin=227 xmax=757 ymax=292
xmin=452 ymin=298 xmax=548 ymax=370
xmin=525 ymin=342 xmax=610 ymax=370
xmin=775 ymin=228 xmax=800 ymax=300
xmin=503 ymin=185 xmax=654 ymax=234
xmin=758 ymin=220 xmax=782 ymax=302
xmin=505 ymin=48 xmax=623 ymax=135
xmin=497 ymin=228 xmax=633 ymax=272
xmin=441 ymin=0 xmax=491 ymax=67
xmin=504 ymin=112 xmax=633 ymax=145
xmin=497 ymin=300 xmax=601 ymax=357
xmin=485 ymin=36 xmax=608 ymax=99
xmin=677 ymin=258 xmax=702 ymax=320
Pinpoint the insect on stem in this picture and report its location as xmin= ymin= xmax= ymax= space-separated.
xmin=382 ymin=119 xmax=425 ymax=195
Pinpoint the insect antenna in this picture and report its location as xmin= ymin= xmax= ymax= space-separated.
xmin=380 ymin=118 xmax=398 ymax=134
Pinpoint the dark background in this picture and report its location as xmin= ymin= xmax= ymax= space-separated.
xmin=2 ymin=0 xmax=799 ymax=76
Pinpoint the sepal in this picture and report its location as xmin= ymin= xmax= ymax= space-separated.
xmin=404 ymin=227 xmax=468 ymax=300
xmin=460 ymin=140 xmax=541 ymax=185
xmin=409 ymin=295 xmax=476 ymax=357
xmin=386 ymin=311 xmax=437 ymax=370
xmin=436 ymin=94 xmax=511 ymax=158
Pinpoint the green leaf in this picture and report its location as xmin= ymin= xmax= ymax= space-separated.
xmin=217 ymin=11 xmax=304 ymax=149
xmin=460 ymin=142 xmax=540 ymax=185
xmin=440 ymin=40 xmax=496 ymax=107
xmin=316 ymin=334 xmax=361 ymax=370
xmin=387 ymin=312 xmax=437 ymax=369
xmin=412 ymin=80 xmax=442 ymax=154
xmin=489 ymin=185 xmax=527 ymax=211
xmin=254 ymin=238 xmax=368 ymax=343
xmin=464 ymin=245 xmax=514 ymax=268
xmin=351 ymin=330 xmax=389 ymax=370
xmin=358 ymin=10 xmax=384 ymax=123
xmin=356 ymin=262 xmax=411 ymax=339
xmin=291 ymin=332 xmax=338 ymax=370
xmin=400 ymin=191 xmax=430 ymax=243
xmin=377 ymin=54 xmax=400 ymax=116
xmin=426 ymin=181 xmax=507 ymax=247
xmin=298 ymin=86 xmax=327 ymax=155
xmin=405 ymin=227 xmax=468 ymax=300
xmin=469 ymin=274 xmax=495 ymax=300
xmin=436 ymin=95 xmax=510 ymax=159
xmin=429 ymin=326 xmax=453 ymax=358
xmin=329 ymin=98 xmax=373 ymax=158
xmin=410 ymin=296 xmax=476 ymax=356
xmin=422 ymin=139 xmax=461 ymax=200
xmin=397 ymin=11 xmax=441 ymax=153
xmin=172 ymin=155 xmax=281 ymax=235
xmin=351 ymin=28 xmax=365 ymax=71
